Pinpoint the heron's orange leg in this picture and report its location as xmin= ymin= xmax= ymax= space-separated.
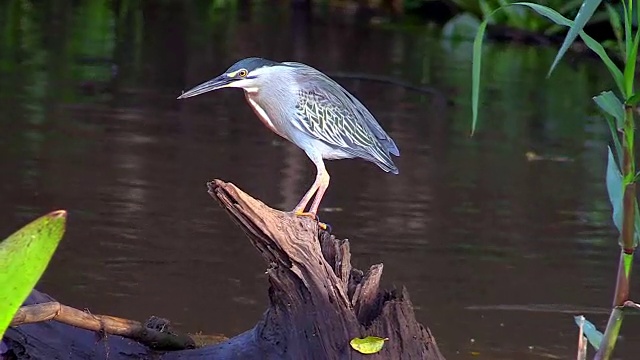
xmin=308 ymin=171 xmax=330 ymax=215
xmin=293 ymin=181 xmax=320 ymax=214
xmin=292 ymin=159 xmax=331 ymax=231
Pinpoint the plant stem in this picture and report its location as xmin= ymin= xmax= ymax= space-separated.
xmin=620 ymin=107 xmax=636 ymax=255
xmin=614 ymin=106 xmax=636 ymax=305
xmin=594 ymin=307 xmax=624 ymax=360
xmin=595 ymin=106 xmax=636 ymax=360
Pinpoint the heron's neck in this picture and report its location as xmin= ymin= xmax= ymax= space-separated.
xmin=244 ymin=91 xmax=286 ymax=139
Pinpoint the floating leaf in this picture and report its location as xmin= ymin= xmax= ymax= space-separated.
xmin=574 ymin=315 xmax=603 ymax=350
xmin=350 ymin=336 xmax=388 ymax=354
xmin=0 ymin=210 xmax=67 ymax=338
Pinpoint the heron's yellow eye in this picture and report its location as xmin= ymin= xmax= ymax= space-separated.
xmin=238 ymin=69 xmax=248 ymax=78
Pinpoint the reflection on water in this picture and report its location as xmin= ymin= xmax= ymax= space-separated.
xmin=1 ymin=2 xmax=638 ymax=359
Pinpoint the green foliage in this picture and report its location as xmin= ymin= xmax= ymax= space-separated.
xmin=448 ymin=0 xmax=607 ymax=34
xmin=349 ymin=336 xmax=388 ymax=354
xmin=469 ymin=0 xmax=639 ymax=358
xmin=0 ymin=210 xmax=67 ymax=338
xmin=470 ymin=2 xmax=623 ymax=134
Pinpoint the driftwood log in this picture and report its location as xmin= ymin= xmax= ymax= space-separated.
xmin=2 ymin=180 xmax=445 ymax=360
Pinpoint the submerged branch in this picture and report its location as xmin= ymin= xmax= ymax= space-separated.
xmin=10 ymin=302 xmax=195 ymax=351
xmin=328 ymin=72 xmax=451 ymax=104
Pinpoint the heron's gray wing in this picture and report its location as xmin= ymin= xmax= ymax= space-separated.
xmin=283 ymin=61 xmax=399 ymax=157
xmin=293 ymin=87 xmax=398 ymax=174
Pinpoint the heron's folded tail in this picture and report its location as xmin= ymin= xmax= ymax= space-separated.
xmin=382 ymin=138 xmax=400 ymax=157
xmin=372 ymin=156 xmax=399 ymax=175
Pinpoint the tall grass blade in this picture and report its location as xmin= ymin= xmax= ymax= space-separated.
xmin=471 ymin=19 xmax=489 ymax=135
xmin=549 ymin=0 xmax=603 ymax=76
xmin=0 ymin=211 xmax=67 ymax=338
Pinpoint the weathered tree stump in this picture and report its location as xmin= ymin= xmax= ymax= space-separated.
xmin=3 ymin=180 xmax=445 ymax=360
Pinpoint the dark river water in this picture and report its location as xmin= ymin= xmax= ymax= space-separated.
xmin=1 ymin=2 xmax=638 ymax=359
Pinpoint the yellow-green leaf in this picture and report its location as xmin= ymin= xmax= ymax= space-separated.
xmin=0 ymin=210 xmax=67 ymax=338
xmin=350 ymin=336 xmax=388 ymax=354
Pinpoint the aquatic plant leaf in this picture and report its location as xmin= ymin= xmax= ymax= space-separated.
xmin=549 ymin=0 xmax=603 ymax=76
xmin=594 ymin=90 xmax=624 ymax=178
xmin=606 ymin=146 xmax=623 ymax=235
xmin=603 ymin=112 xmax=623 ymax=172
xmin=574 ymin=315 xmax=603 ymax=350
xmin=350 ymin=336 xmax=388 ymax=354
xmin=594 ymin=91 xmax=624 ymax=128
xmin=0 ymin=210 xmax=66 ymax=338
xmin=626 ymin=93 xmax=640 ymax=106
xmin=602 ymin=127 xmax=640 ymax=248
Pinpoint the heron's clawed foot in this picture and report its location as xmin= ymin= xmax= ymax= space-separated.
xmin=293 ymin=211 xmax=331 ymax=232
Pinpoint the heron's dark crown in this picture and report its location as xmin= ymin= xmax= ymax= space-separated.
xmin=225 ymin=57 xmax=279 ymax=74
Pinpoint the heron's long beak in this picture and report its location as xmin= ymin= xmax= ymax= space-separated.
xmin=177 ymin=75 xmax=232 ymax=99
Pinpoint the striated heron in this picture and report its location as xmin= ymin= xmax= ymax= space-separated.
xmin=178 ymin=57 xmax=399 ymax=228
